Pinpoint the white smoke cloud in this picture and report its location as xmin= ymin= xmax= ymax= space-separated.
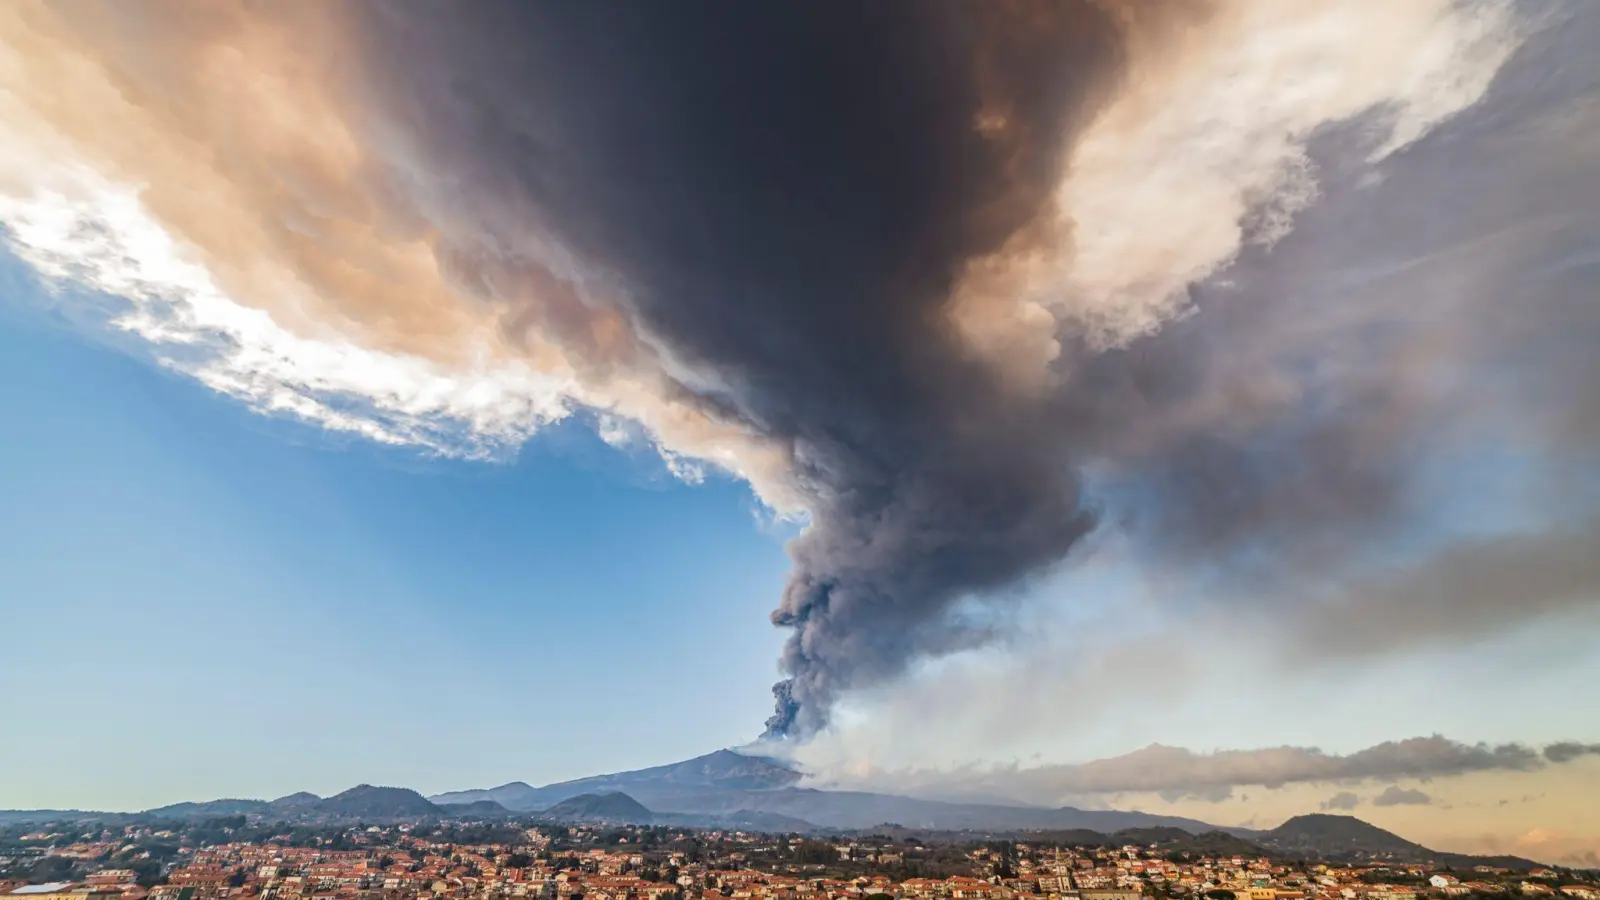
xmin=951 ymin=0 xmax=1520 ymax=385
xmin=0 ymin=162 xmax=576 ymax=458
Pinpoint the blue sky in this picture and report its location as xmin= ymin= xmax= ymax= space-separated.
xmin=0 ymin=261 xmax=790 ymax=809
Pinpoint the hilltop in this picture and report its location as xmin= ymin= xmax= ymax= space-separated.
xmin=316 ymin=785 xmax=441 ymax=820
xmin=536 ymin=792 xmax=654 ymax=824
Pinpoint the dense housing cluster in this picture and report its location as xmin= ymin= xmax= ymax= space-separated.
xmin=3 ymin=819 xmax=1596 ymax=900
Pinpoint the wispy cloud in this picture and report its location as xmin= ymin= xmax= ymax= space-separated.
xmin=1321 ymin=791 xmax=1361 ymax=811
xmin=806 ymin=736 xmax=1583 ymax=806
xmin=1373 ymin=785 xmax=1434 ymax=807
xmin=0 ymin=169 xmax=574 ymax=458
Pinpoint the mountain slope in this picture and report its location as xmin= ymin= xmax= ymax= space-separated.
xmin=1257 ymin=813 xmax=1433 ymax=861
xmin=537 ymin=792 xmax=654 ymax=824
xmin=0 ymin=809 xmax=104 ymax=825
xmin=432 ymin=750 xmax=1220 ymax=834
xmin=436 ymin=799 xmax=513 ymax=817
xmin=146 ymin=799 xmax=270 ymax=818
xmin=316 ymin=785 xmax=440 ymax=819
xmin=1257 ymin=815 xmax=1538 ymax=869
xmin=431 ymin=781 xmax=545 ymax=810
xmin=433 ymin=749 xmax=801 ymax=810
xmin=640 ymin=786 xmax=1220 ymax=832
xmin=270 ymin=792 xmax=322 ymax=810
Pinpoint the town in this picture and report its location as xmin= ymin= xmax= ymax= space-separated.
xmin=4 ymin=817 xmax=1597 ymax=900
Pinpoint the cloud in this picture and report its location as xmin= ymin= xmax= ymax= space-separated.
xmin=1450 ymin=827 xmax=1600 ymax=870
xmin=805 ymin=736 xmax=1586 ymax=806
xmin=1511 ymin=830 xmax=1600 ymax=869
xmin=1321 ymin=792 xmax=1362 ymax=811
xmin=1543 ymin=743 xmax=1600 ymax=764
xmin=1159 ymin=785 xmax=1235 ymax=805
xmin=1283 ymin=520 xmax=1600 ymax=662
xmin=0 ymin=173 xmax=574 ymax=457
xmin=1373 ymin=785 xmax=1434 ymax=807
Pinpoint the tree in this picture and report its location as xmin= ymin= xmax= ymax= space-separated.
xmin=30 ymin=856 xmax=78 ymax=883
xmin=130 ymin=860 xmax=167 ymax=888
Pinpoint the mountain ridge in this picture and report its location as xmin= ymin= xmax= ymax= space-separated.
xmin=317 ymin=784 xmax=441 ymax=819
xmin=536 ymin=791 xmax=654 ymax=823
xmin=0 ymin=752 xmax=1551 ymax=869
xmin=431 ymin=749 xmax=803 ymax=811
xmin=429 ymin=749 xmax=1222 ymax=834
xmin=1255 ymin=813 xmax=1540 ymax=869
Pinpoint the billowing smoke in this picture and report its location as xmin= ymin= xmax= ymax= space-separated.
xmin=2 ymin=0 xmax=1594 ymax=741
xmin=336 ymin=0 xmax=1125 ymax=737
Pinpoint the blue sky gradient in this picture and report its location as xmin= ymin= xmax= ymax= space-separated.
xmin=0 ymin=274 xmax=790 ymax=809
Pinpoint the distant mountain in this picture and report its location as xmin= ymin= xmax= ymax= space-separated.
xmin=623 ymin=785 xmax=1220 ymax=833
xmin=0 ymin=752 xmax=1555 ymax=869
xmin=436 ymin=799 xmax=513 ymax=818
xmin=1072 ymin=827 xmax=1267 ymax=858
xmin=537 ymin=792 xmax=654 ymax=824
xmin=0 ymin=784 xmax=1554 ymax=869
xmin=431 ymin=750 xmax=1218 ymax=834
xmin=316 ymin=785 xmax=441 ymax=819
xmin=270 ymin=792 xmax=322 ymax=810
xmin=1256 ymin=815 xmax=1539 ymax=869
xmin=1259 ymin=813 xmax=1426 ymax=859
xmin=147 ymin=799 xmax=270 ymax=818
xmin=433 ymin=781 xmax=545 ymax=811
xmin=433 ymin=749 xmax=801 ymax=811
xmin=690 ymin=809 xmax=822 ymax=833
xmin=0 ymin=809 xmax=102 ymax=825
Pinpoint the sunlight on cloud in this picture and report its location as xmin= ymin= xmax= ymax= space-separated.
xmin=0 ymin=167 xmax=574 ymax=458
xmin=950 ymin=0 xmax=1520 ymax=386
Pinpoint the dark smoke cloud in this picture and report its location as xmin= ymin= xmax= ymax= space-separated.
xmin=1544 ymin=743 xmax=1600 ymax=764
xmin=325 ymin=0 xmax=1596 ymax=737
xmin=6 ymin=0 xmax=1597 ymax=748
xmin=334 ymin=0 xmax=1126 ymax=736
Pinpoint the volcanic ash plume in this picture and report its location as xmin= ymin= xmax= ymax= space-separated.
xmin=1 ymin=0 xmax=1588 ymax=741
